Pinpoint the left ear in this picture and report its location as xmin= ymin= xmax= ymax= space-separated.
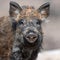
xmin=37 ymin=2 xmax=50 ymax=21
xmin=9 ymin=1 xmax=22 ymax=19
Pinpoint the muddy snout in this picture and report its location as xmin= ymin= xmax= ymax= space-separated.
xmin=24 ymin=31 xmax=38 ymax=43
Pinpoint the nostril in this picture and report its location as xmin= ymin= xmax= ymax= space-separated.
xmin=33 ymin=36 xmax=36 ymax=39
xmin=27 ymin=36 xmax=30 ymax=39
xmin=27 ymin=35 xmax=36 ymax=39
xmin=26 ymin=34 xmax=38 ymax=40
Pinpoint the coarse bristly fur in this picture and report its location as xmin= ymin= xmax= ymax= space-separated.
xmin=0 ymin=1 xmax=50 ymax=60
xmin=0 ymin=16 xmax=14 ymax=60
xmin=10 ymin=6 xmax=43 ymax=60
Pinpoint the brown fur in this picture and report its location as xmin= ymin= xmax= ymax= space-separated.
xmin=0 ymin=7 xmax=41 ymax=60
xmin=0 ymin=16 xmax=14 ymax=60
xmin=0 ymin=6 xmax=45 ymax=60
xmin=15 ymin=6 xmax=42 ymax=22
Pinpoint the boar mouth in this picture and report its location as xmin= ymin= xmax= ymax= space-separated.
xmin=23 ymin=33 xmax=38 ymax=43
xmin=23 ymin=35 xmax=39 ymax=48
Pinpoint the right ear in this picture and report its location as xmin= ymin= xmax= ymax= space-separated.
xmin=9 ymin=1 xmax=22 ymax=19
xmin=37 ymin=2 xmax=50 ymax=21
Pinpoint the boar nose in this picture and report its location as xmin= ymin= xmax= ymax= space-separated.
xmin=25 ymin=32 xmax=38 ymax=43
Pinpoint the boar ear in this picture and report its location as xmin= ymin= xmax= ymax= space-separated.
xmin=37 ymin=2 xmax=50 ymax=21
xmin=9 ymin=1 xmax=22 ymax=18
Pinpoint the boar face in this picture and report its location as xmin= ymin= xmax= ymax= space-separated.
xmin=9 ymin=1 xmax=50 ymax=44
xmin=16 ymin=17 xmax=42 ymax=43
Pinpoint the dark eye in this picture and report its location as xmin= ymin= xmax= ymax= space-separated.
xmin=19 ymin=21 xmax=24 ymax=24
xmin=36 ymin=20 xmax=41 ymax=25
xmin=18 ymin=19 xmax=24 ymax=25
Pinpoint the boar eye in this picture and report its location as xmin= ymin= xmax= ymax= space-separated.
xmin=36 ymin=20 xmax=41 ymax=25
xmin=20 ymin=21 xmax=24 ymax=24
xmin=18 ymin=19 xmax=24 ymax=25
